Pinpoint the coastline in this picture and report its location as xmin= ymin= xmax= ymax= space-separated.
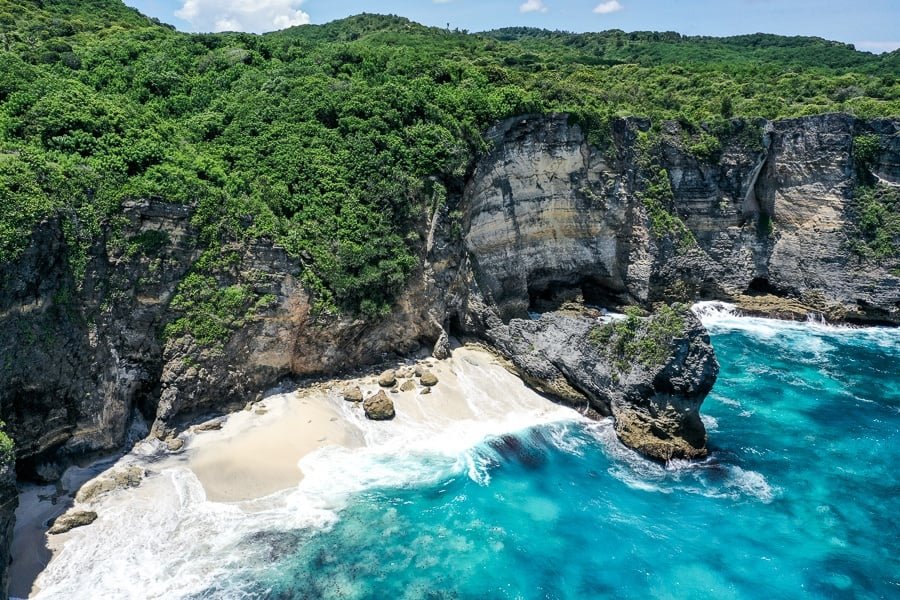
xmin=12 ymin=344 xmax=581 ymax=598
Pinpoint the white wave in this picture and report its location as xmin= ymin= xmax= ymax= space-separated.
xmin=34 ymin=467 xmax=339 ymax=600
xmin=701 ymin=414 xmax=719 ymax=432
xmin=32 ymin=347 xmax=586 ymax=599
xmin=583 ymin=418 xmax=777 ymax=503
xmin=723 ymin=466 xmax=776 ymax=503
xmin=692 ymin=301 xmax=899 ymax=360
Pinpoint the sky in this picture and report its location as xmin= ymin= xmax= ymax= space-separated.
xmin=123 ymin=0 xmax=900 ymax=53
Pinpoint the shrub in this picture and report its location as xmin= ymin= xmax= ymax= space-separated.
xmin=589 ymin=304 xmax=687 ymax=372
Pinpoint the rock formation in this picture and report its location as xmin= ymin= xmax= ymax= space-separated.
xmin=483 ymin=306 xmax=717 ymax=459
xmin=75 ymin=466 xmax=145 ymax=504
xmin=363 ymin=390 xmax=395 ymax=421
xmin=48 ymin=510 xmax=97 ymax=535
xmin=0 ymin=456 xmax=15 ymax=599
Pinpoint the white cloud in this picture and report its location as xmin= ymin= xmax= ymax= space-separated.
xmin=593 ymin=1 xmax=623 ymax=15
xmin=175 ymin=0 xmax=310 ymax=33
xmin=520 ymin=0 xmax=548 ymax=13
xmin=855 ymin=40 xmax=900 ymax=54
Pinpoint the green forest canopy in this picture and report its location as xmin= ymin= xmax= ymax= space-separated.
xmin=1 ymin=0 xmax=897 ymax=318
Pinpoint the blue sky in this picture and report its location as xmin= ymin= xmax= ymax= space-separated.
xmin=124 ymin=0 xmax=900 ymax=53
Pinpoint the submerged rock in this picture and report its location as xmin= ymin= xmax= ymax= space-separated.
xmin=377 ymin=369 xmax=397 ymax=388
xmin=364 ymin=390 xmax=396 ymax=420
xmin=48 ymin=510 xmax=97 ymax=534
xmin=343 ymin=386 xmax=363 ymax=402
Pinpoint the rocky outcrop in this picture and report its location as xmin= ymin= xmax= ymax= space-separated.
xmin=75 ymin=465 xmax=144 ymax=504
xmin=482 ymin=305 xmax=717 ymax=459
xmin=48 ymin=510 xmax=97 ymax=535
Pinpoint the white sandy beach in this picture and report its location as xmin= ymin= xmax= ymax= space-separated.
xmin=11 ymin=344 xmax=581 ymax=598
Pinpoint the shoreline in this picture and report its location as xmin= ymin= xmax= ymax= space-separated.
xmin=11 ymin=344 xmax=581 ymax=598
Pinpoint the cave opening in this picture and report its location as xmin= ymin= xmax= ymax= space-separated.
xmin=746 ymin=277 xmax=779 ymax=296
xmin=527 ymin=276 xmax=624 ymax=314
xmin=447 ymin=313 xmax=464 ymax=339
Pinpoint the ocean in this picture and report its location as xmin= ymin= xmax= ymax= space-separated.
xmin=30 ymin=304 xmax=900 ymax=599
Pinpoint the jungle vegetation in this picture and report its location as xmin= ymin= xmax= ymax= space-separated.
xmin=1 ymin=0 xmax=897 ymax=320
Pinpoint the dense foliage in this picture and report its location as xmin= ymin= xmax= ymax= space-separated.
xmin=1 ymin=1 xmax=897 ymax=322
xmin=0 ymin=420 xmax=12 ymax=463
xmin=589 ymin=304 xmax=687 ymax=373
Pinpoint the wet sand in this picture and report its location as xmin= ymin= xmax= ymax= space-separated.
xmin=187 ymin=392 xmax=362 ymax=502
xmin=12 ymin=344 xmax=571 ymax=598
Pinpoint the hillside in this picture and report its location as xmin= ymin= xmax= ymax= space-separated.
xmin=1 ymin=1 xmax=897 ymax=321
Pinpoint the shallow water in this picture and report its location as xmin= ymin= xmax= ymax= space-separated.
xmin=33 ymin=306 xmax=900 ymax=599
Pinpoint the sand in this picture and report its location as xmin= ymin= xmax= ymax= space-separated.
xmin=186 ymin=392 xmax=362 ymax=503
xmin=11 ymin=344 xmax=576 ymax=598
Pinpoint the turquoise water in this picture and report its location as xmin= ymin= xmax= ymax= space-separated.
xmin=195 ymin=311 xmax=900 ymax=599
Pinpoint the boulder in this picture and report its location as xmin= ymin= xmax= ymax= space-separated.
xmin=363 ymin=390 xmax=396 ymax=420
xmin=166 ymin=437 xmax=184 ymax=452
xmin=76 ymin=466 xmax=146 ymax=504
xmin=194 ymin=419 xmax=224 ymax=432
xmin=377 ymin=369 xmax=397 ymax=388
xmin=49 ymin=510 xmax=97 ymax=534
xmin=399 ymin=380 xmax=416 ymax=392
xmin=343 ymin=386 xmax=363 ymax=402
xmin=432 ymin=329 xmax=451 ymax=360
xmin=419 ymin=370 xmax=439 ymax=387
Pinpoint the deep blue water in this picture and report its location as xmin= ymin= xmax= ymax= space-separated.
xmin=205 ymin=314 xmax=899 ymax=599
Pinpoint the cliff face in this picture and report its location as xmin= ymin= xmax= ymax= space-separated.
xmin=465 ymin=113 xmax=899 ymax=325
xmin=0 ymin=455 xmax=14 ymax=600
xmin=2 ymin=112 xmax=897 ymax=473
xmin=464 ymin=116 xmax=643 ymax=321
xmin=654 ymin=114 xmax=899 ymax=321
xmin=0 ymin=112 xmax=897 ymax=595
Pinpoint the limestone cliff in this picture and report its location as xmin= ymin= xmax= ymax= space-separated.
xmin=2 ymin=112 xmax=896 ymax=473
xmin=464 ymin=113 xmax=899 ymax=325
